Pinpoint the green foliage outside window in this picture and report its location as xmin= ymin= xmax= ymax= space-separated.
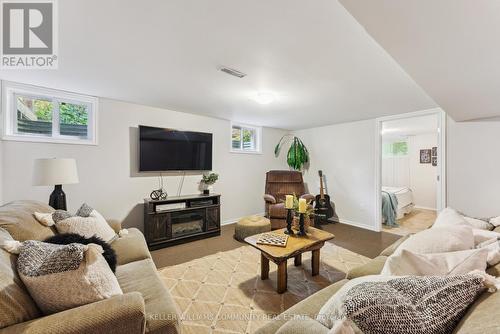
xmin=383 ymin=141 xmax=408 ymax=156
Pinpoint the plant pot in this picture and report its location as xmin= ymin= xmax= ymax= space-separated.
xmin=292 ymin=215 xmax=311 ymax=232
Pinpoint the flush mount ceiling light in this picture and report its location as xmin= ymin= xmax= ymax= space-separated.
xmin=252 ymin=92 xmax=276 ymax=105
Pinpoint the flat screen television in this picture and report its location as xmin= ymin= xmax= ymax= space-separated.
xmin=139 ymin=125 xmax=212 ymax=171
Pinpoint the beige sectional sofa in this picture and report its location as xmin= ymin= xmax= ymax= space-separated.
xmin=0 ymin=200 xmax=180 ymax=334
xmin=256 ymin=227 xmax=500 ymax=334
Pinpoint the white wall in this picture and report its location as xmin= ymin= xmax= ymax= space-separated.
xmin=1 ymin=98 xmax=287 ymax=231
xmin=294 ymin=119 xmax=377 ymax=231
xmin=408 ymin=133 xmax=437 ymax=209
xmin=447 ymin=117 xmax=500 ymax=217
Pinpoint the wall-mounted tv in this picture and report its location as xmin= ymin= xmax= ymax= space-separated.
xmin=139 ymin=125 xmax=212 ymax=171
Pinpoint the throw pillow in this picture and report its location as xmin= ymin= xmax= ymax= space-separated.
xmin=472 ymin=229 xmax=500 ymax=246
xmin=490 ymin=216 xmax=500 ymax=227
xmin=393 ymin=225 xmax=474 ymax=255
xmin=34 ymin=203 xmax=117 ymax=243
xmin=5 ymin=240 xmax=122 ymax=315
xmin=463 ymin=216 xmax=494 ymax=231
xmin=44 ymin=233 xmax=117 ymax=272
xmin=432 ymin=207 xmax=469 ymax=229
xmin=477 ymin=238 xmax=500 ymax=266
xmin=381 ymin=249 xmax=488 ymax=276
xmin=317 ymin=272 xmax=499 ymax=334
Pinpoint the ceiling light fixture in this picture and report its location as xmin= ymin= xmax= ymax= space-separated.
xmin=252 ymin=92 xmax=276 ymax=105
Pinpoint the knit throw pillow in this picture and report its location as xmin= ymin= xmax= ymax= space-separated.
xmin=34 ymin=203 xmax=117 ymax=243
xmin=317 ymin=272 xmax=500 ymax=334
xmin=7 ymin=240 xmax=122 ymax=314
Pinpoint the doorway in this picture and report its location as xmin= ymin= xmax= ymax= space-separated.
xmin=375 ymin=109 xmax=446 ymax=235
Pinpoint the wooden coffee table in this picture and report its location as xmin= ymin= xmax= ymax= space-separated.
xmin=244 ymin=227 xmax=335 ymax=293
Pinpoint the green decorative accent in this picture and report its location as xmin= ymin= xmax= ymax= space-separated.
xmin=290 ymin=194 xmax=314 ymax=218
xmin=201 ymin=172 xmax=219 ymax=185
xmin=274 ymin=135 xmax=309 ymax=170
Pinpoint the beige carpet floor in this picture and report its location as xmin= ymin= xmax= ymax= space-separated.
xmin=158 ymin=243 xmax=369 ymax=334
xmin=382 ymin=208 xmax=436 ymax=236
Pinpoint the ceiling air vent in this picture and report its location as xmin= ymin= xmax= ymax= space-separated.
xmin=219 ymin=66 xmax=246 ymax=78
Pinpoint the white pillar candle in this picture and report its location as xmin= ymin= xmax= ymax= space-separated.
xmin=285 ymin=195 xmax=294 ymax=209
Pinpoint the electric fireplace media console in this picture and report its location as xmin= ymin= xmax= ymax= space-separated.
xmin=144 ymin=194 xmax=221 ymax=250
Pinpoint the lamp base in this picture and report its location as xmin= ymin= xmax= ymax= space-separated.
xmin=49 ymin=185 xmax=67 ymax=210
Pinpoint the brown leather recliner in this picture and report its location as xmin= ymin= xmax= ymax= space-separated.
xmin=263 ymin=170 xmax=315 ymax=229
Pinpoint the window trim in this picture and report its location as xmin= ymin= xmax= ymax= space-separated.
xmin=1 ymin=81 xmax=98 ymax=145
xmin=230 ymin=122 xmax=262 ymax=154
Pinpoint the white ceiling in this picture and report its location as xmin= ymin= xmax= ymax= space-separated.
xmin=0 ymin=0 xmax=436 ymax=130
xmin=382 ymin=114 xmax=438 ymax=138
xmin=340 ymin=0 xmax=500 ymax=122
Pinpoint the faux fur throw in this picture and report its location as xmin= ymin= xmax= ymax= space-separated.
xmin=317 ymin=272 xmax=500 ymax=334
xmin=4 ymin=240 xmax=122 ymax=314
xmin=34 ymin=203 xmax=118 ymax=242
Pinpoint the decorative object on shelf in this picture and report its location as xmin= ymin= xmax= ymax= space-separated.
xmin=420 ymin=149 xmax=432 ymax=163
xmin=150 ymin=173 xmax=167 ymax=200
xmin=432 ymin=146 xmax=437 ymax=157
xmin=256 ymin=232 xmax=289 ymax=247
xmin=432 ymin=156 xmax=438 ymax=167
xmin=274 ymin=135 xmax=309 ymax=171
xmin=150 ymin=188 xmax=167 ymax=200
xmin=33 ymin=158 xmax=79 ymax=210
xmin=284 ymin=195 xmax=294 ymax=235
xmin=201 ymin=172 xmax=219 ymax=195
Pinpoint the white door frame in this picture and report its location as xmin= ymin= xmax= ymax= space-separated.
xmin=374 ymin=108 xmax=446 ymax=232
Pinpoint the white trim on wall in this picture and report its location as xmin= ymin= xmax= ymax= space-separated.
xmin=374 ymin=108 xmax=446 ymax=232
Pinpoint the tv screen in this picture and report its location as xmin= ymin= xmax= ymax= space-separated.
xmin=139 ymin=125 xmax=212 ymax=171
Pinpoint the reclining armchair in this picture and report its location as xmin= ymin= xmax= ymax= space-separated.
xmin=263 ymin=170 xmax=314 ymax=229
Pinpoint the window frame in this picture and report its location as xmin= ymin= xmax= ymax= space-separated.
xmin=1 ymin=81 xmax=98 ymax=145
xmin=230 ymin=122 xmax=262 ymax=154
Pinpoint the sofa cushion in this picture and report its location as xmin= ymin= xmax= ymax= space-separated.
xmin=115 ymin=258 xmax=180 ymax=334
xmin=275 ymin=316 xmax=329 ymax=334
xmin=269 ymin=203 xmax=286 ymax=218
xmin=346 ymin=256 xmax=387 ymax=279
xmin=111 ymin=228 xmax=151 ymax=265
xmin=454 ymin=287 xmax=500 ymax=333
xmin=379 ymin=234 xmax=410 ymax=257
xmin=0 ymin=201 xmax=56 ymax=242
xmin=0 ymin=228 xmax=40 ymax=329
xmin=253 ymin=279 xmax=349 ymax=334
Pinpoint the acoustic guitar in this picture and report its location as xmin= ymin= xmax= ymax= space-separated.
xmin=314 ymin=170 xmax=334 ymax=221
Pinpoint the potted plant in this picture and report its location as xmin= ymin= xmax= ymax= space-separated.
xmin=274 ymin=135 xmax=310 ymax=171
xmin=201 ymin=172 xmax=218 ymax=195
xmin=289 ymin=194 xmax=314 ymax=232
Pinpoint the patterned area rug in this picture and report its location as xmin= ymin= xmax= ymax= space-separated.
xmin=158 ymin=243 xmax=369 ymax=334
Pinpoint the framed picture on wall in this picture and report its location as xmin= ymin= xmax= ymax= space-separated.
xmin=432 ymin=146 xmax=437 ymax=157
xmin=432 ymin=156 xmax=437 ymax=166
xmin=420 ymin=149 xmax=432 ymax=163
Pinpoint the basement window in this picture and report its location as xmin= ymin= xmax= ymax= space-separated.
xmin=231 ymin=123 xmax=262 ymax=154
xmin=2 ymin=81 xmax=98 ymax=145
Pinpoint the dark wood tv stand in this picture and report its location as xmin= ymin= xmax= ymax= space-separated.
xmin=144 ymin=194 xmax=221 ymax=250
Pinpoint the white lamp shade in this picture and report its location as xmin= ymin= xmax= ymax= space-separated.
xmin=33 ymin=158 xmax=79 ymax=186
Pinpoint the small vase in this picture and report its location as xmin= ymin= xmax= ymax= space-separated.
xmin=292 ymin=215 xmax=311 ymax=232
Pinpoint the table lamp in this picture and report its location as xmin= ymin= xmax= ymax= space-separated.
xmin=33 ymin=158 xmax=79 ymax=210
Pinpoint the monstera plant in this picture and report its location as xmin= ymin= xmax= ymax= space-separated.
xmin=274 ymin=135 xmax=309 ymax=171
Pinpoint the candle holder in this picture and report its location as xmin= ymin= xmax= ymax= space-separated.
xmin=284 ymin=208 xmax=294 ymax=235
xmin=297 ymin=213 xmax=306 ymax=236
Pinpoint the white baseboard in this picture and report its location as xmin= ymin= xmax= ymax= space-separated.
xmin=338 ymin=218 xmax=380 ymax=232
xmin=414 ymin=206 xmax=437 ymax=211
xmin=222 ymin=212 xmax=266 ymax=226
